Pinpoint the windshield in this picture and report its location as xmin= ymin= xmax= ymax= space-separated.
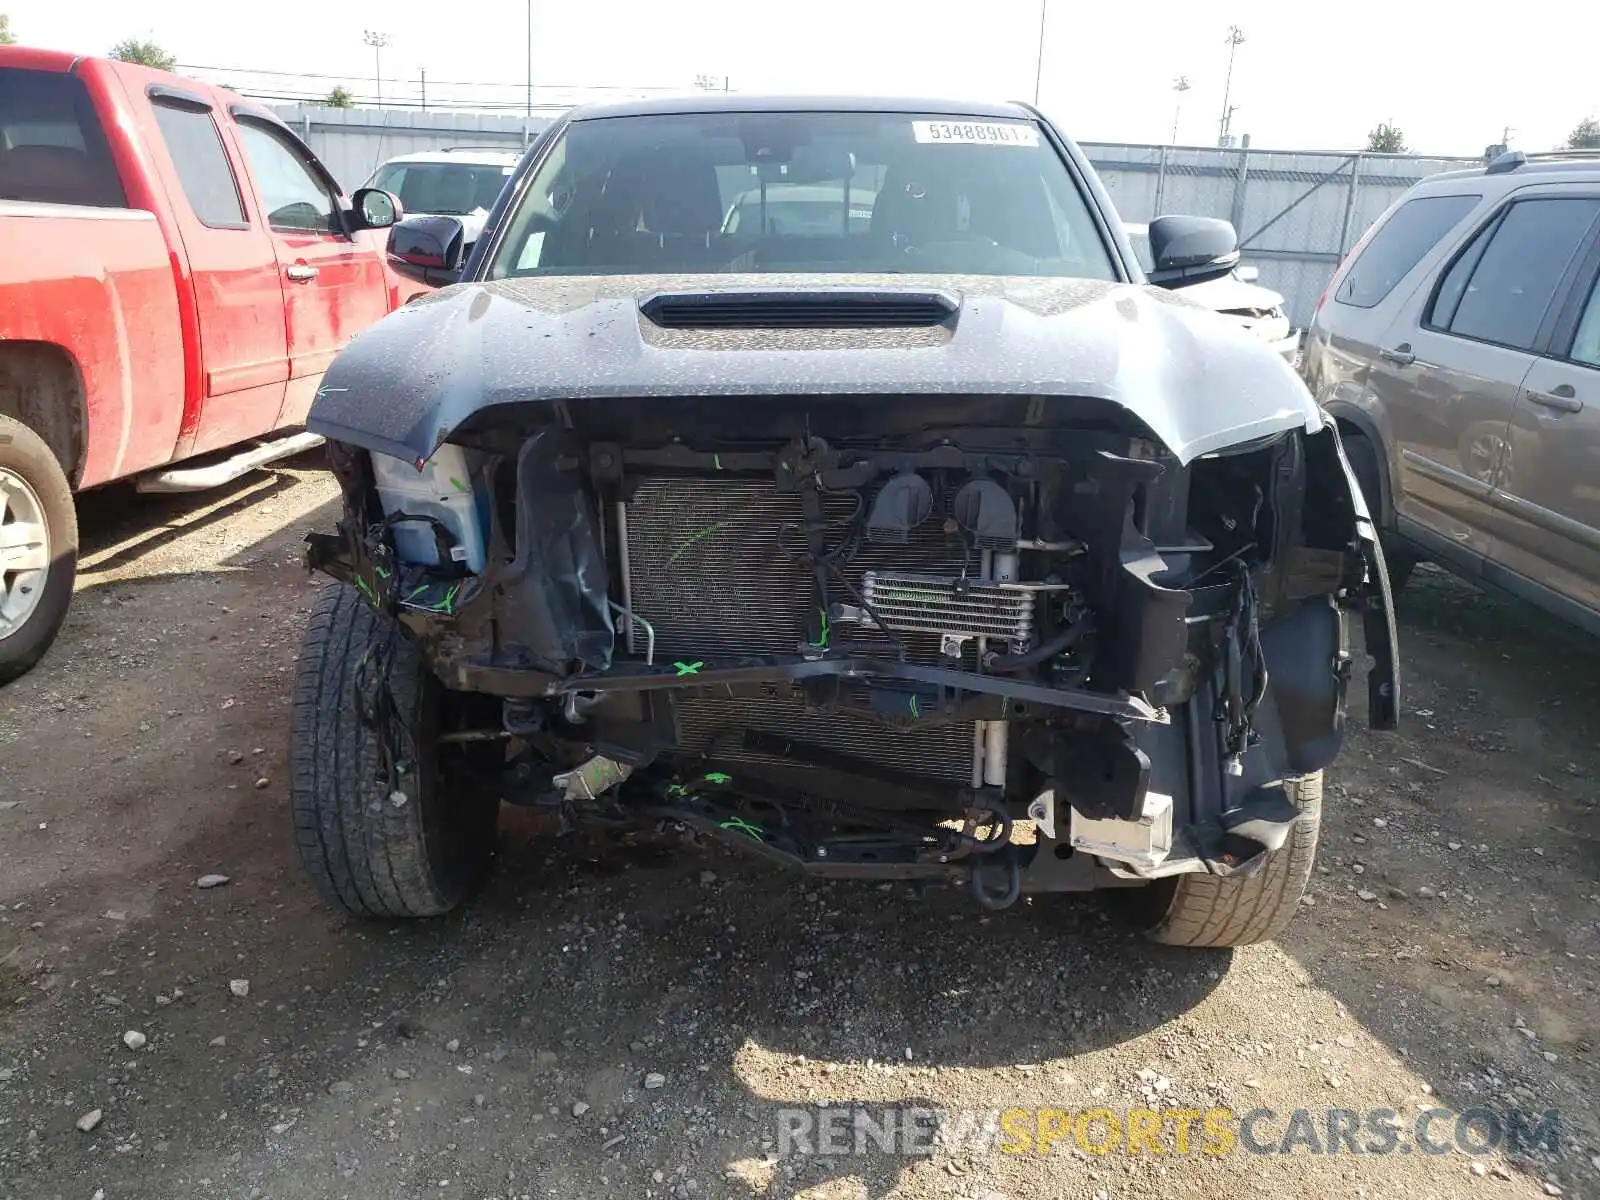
xmin=370 ymin=160 xmax=513 ymax=216
xmin=487 ymin=112 xmax=1117 ymax=280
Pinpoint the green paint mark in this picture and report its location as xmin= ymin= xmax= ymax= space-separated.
xmin=376 ymin=565 xmax=391 ymax=580
xmin=449 ymin=477 xmax=471 ymax=494
xmin=719 ymin=817 xmax=765 ymax=842
xmin=673 ymin=660 xmax=704 ymax=677
xmin=713 ymin=453 xmax=723 ymax=470
xmin=875 ymin=585 xmax=948 ymax=603
xmin=406 ymin=584 xmax=430 ymax=601
xmin=815 ymin=607 xmax=830 ymax=648
xmin=355 ymin=576 xmax=377 ymax=604
xmin=664 ymin=520 xmax=732 ymax=566
xmin=666 ymin=782 xmax=690 ymax=798
xmin=703 ymin=771 xmax=732 ymax=785
xmin=909 ymin=694 xmax=920 ymax=718
xmin=440 ymin=582 xmax=462 ymax=614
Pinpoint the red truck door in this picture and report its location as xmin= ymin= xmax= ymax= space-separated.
xmin=229 ymin=117 xmax=390 ymax=428
xmin=139 ymin=87 xmax=292 ymax=457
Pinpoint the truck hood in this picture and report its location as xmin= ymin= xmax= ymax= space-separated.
xmin=308 ymin=272 xmax=1322 ymax=466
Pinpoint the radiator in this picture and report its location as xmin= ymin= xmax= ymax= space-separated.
xmin=621 ymin=476 xmax=978 ymax=782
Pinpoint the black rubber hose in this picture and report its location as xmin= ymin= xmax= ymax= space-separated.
xmin=982 ymin=620 xmax=1088 ymax=673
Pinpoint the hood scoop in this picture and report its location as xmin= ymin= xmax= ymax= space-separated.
xmin=639 ymin=288 xmax=960 ymax=330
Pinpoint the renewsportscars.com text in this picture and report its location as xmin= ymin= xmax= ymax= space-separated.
xmin=775 ymin=1105 xmax=1562 ymax=1159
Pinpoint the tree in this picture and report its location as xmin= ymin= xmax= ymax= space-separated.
xmin=109 ymin=38 xmax=175 ymax=71
xmin=1569 ymin=117 xmax=1600 ymax=150
xmin=325 ymin=86 xmax=354 ymax=108
xmin=0 ymin=13 xmax=16 ymax=44
xmin=1365 ymin=122 xmax=1408 ymax=154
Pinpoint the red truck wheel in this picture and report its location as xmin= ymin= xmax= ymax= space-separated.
xmin=0 ymin=415 xmax=78 ymax=684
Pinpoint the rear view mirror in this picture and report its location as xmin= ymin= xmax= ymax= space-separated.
xmin=351 ymin=187 xmax=401 ymax=230
xmin=388 ymin=215 xmax=466 ymax=286
xmin=755 ymin=148 xmax=857 ymax=186
xmin=1146 ymin=215 xmax=1240 ymax=287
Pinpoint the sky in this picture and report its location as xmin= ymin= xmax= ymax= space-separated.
xmin=6 ymin=0 xmax=1598 ymax=157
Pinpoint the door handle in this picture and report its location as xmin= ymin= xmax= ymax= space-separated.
xmin=1378 ymin=344 xmax=1416 ymax=366
xmin=1526 ymin=383 xmax=1583 ymax=414
xmin=285 ymin=264 xmax=319 ymax=282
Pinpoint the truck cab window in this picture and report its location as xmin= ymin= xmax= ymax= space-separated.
xmin=234 ymin=121 xmax=337 ymax=234
xmin=152 ymin=101 xmax=246 ymax=228
xmin=0 ymin=67 xmax=126 ymax=208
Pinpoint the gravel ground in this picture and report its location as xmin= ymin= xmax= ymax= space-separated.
xmin=1 ymin=461 xmax=1597 ymax=1200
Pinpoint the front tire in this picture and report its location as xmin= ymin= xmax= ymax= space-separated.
xmin=290 ymin=583 xmax=497 ymax=917
xmin=0 ymin=414 xmax=77 ymax=685
xmin=1137 ymin=772 xmax=1321 ymax=948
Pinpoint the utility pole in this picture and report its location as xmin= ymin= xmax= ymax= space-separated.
xmin=362 ymin=31 xmax=391 ymax=107
xmin=1218 ymin=25 xmax=1245 ymax=146
xmin=420 ymin=67 xmax=427 ymax=112
xmin=1032 ymin=0 xmax=1048 ymax=107
xmin=1171 ymin=74 xmax=1190 ymax=144
xmin=526 ymin=0 xmax=533 ymax=117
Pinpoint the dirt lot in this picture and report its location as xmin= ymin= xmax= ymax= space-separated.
xmin=1 ymin=460 xmax=1598 ymax=1200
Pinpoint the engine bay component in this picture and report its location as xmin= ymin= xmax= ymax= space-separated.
xmin=554 ymin=755 xmax=634 ymax=801
xmin=849 ymin=570 xmax=1035 ymax=653
xmin=866 ymin=472 xmax=934 ymax=543
xmin=953 ymin=478 xmax=1019 ymax=550
xmin=1069 ymin=790 xmax=1175 ymax=870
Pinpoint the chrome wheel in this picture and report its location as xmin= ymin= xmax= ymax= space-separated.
xmin=0 ymin=466 xmax=51 ymax=641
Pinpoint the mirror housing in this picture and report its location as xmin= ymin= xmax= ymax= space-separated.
xmin=1146 ymin=215 xmax=1240 ymax=287
xmin=350 ymin=187 xmax=401 ymax=230
xmin=387 ymin=215 xmax=466 ymax=286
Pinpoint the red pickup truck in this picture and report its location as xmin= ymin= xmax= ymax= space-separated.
xmin=0 ymin=48 xmax=408 ymax=683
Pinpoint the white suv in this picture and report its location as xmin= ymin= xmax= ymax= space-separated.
xmin=365 ymin=148 xmax=520 ymax=250
xmin=1125 ymin=222 xmax=1300 ymax=362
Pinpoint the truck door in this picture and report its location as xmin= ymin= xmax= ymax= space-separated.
xmin=145 ymin=90 xmax=291 ymax=456
xmin=229 ymin=117 xmax=390 ymax=428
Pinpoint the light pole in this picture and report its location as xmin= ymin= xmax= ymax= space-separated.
xmin=1171 ymin=74 xmax=1190 ymax=144
xmin=363 ymin=31 xmax=391 ymax=107
xmin=526 ymin=0 xmax=533 ymax=117
xmin=1218 ymin=25 xmax=1245 ymax=146
xmin=1032 ymin=0 xmax=1048 ymax=106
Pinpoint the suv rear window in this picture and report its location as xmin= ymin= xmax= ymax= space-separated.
xmin=0 ymin=68 xmax=126 ymax=207
xmin=1335 ymin=194 xmax=1478 ymax=308
xmin=369 ymin=161 xmax=513 ymax=217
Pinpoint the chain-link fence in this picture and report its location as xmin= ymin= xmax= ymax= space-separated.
xmin=1084 ymin=142 xmax=1483 ymax=325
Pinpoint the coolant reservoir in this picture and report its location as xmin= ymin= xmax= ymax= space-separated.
xmin=371 ymin=446 xmax=487 ymax=573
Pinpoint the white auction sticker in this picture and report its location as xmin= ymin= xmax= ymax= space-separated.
xmin=912 ymin=120 xmax=1039 ymax=147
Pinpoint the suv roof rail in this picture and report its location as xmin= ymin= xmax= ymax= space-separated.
xmin=1522 ymin=148 xmax=1600 ymax=161
xmin=441 ymin=144 xmax=518 ymax=153
xmin=1485 ymin=147 xmax=1600 ymax=174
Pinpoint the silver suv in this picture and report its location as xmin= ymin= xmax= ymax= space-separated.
xmin=1303 ymin=150 xmax=1600 ymax=636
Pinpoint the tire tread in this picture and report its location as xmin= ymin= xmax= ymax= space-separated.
xmin=1146 ymin=772 xmax=1321 ymax=948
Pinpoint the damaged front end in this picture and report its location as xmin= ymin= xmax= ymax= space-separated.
xmin=308 ymin=392 xmax=1398 ymax=908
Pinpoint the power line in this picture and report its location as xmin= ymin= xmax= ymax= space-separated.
xmin=175 ymin=61 xmax=684 ymax=92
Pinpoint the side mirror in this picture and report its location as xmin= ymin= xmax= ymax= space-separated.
xmin=1146 ymin=215 xmax=1240 ymax=287
xmin=387 ymin=215 xmax=466 ymax=286
xmin=350 ymin=187 xmax=401 ymax=230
